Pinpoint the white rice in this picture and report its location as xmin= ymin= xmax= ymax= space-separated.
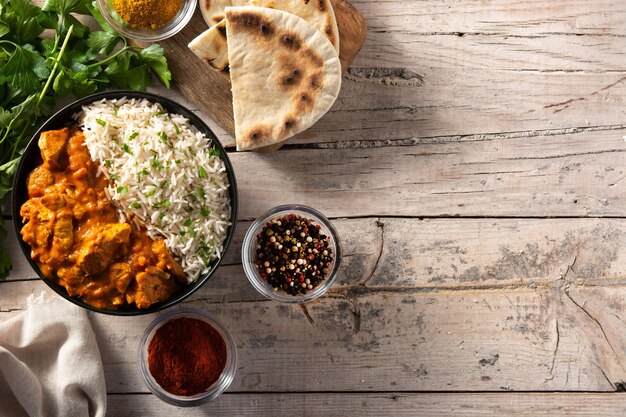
xmin=78 ymin=97 xmax=231 ymax=283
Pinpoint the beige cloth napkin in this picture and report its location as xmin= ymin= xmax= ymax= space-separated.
xmin=0 ymin=293 xmax=106 ymax=417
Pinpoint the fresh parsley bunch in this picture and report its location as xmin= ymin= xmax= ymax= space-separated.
xmin=0 ymin=0 xmax=172 ymax=279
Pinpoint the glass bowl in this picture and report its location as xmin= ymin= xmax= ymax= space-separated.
xmin=241 ymin=204 xmax=341 ymax=303
xmin=138 ymin=308 xmax=237 ymax=406
xmin=97 ymin=0 xmax=197 ymax=42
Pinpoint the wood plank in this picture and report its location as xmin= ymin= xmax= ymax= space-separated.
xmin=350 ymin=0 xmax=626 ymax=36
xmin=107 ymin=392 xmax=626 ymax=416
xmin=4 ymin=280 xmax=626 ymax=392
xmin=230 ymin=128 xmax=626 ymax=218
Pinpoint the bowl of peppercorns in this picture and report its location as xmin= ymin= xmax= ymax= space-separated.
xmin=241 ymin=205 xmax=341 ymax=303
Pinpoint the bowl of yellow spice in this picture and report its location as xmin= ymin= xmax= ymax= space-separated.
xmin=97 ymin=0 xmax=196 ymax=42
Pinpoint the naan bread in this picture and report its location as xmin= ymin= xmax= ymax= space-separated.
xmin=190 ymin=0 xmax=339 ymax=74
xmin=225 ymin=6 xmax=342 ymax=151
xmin=188 ymin=20 xmax=229 ymax=71
xmin=249 ymin=0 xmax=339 ymax=52
xmin=200 ymin=0 xmax=248 ymax=26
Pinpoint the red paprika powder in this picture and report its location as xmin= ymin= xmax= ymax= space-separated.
xmin=147 ymin=317 xmax=227 ymax=396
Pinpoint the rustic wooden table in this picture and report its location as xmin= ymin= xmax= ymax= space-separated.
xmin=2 ymin=1 xmax=626 ymax=415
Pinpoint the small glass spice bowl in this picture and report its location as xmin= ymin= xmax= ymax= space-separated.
xmin=241 ymin=204 xmax=342 ymax=303
xmin=138 ymin=308 xmax=237 ymax=407
xmin=97 ymin=0 xmax=197 ymax=42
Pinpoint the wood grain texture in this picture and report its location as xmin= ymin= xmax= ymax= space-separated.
xmin=106 ymin=393 xmax=626 ymax=417
xmin=4 ymin=281 xmax=626 ymax=392
xmin=151 ymin=0 xmax=367 ymax=137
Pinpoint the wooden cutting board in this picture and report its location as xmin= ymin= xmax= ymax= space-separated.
xmin=149 ymin=0 xmax=367 ymax=140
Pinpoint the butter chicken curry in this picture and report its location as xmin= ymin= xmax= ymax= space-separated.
xmin=20 ymin=127 xmax=186 ymax=309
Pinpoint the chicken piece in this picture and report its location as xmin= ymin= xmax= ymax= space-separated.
xmin=39 ymin=128 xmax=68 ymax=169
xmin=76 ymin=223 xmax=131 ymax=275
xmin=20 ymin=199 xmax=54 ymax=249
xmin=57 ymin=267 xmax=86 ymax=297
xmin=27 ymin=166 xmax=54 ymax=196
xmin=152 ymin=240 xmax=186 ymax=283
xmin=133 ymin=266 xmax=178 ymax=309
xmin=109 ymin=262 xmax=133 ymax=295
xmin=41 ymin=193 xmax=67 ymax=211
xmin=52 ymin=213 xmax=74 ymax=252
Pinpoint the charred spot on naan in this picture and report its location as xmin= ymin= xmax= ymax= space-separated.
xmin=277 ymin=115 xmax=298 ymax=137
xmin=302 ymin=47 xmax=324 ymax=68
xmin=279 ymin=31 xmax=302 ymax=51
xmin=276 ymin=55 xmax=304 ymax=89
xmin=325 ymin=24 xmax=336 ymax=49
xmin=308 ymin=72 xmax=323 ymax=91
xmin=244 ymin=125 xmax=273 ymax=145
xmin=229 ymin=11 xmax=275 ymax=39
xmin=294 ymin=91 xmax=315 ymax=114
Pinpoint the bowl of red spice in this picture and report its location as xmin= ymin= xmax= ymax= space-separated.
xmin=97 ymin=0 xmax=197 ymax=42
xmin=242 ymin=205 xmax=341 ymax=303
xmin=138 ymin=308 xmax=237 ymax=406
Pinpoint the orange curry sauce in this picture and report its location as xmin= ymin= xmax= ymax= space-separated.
xmin=20 ymin=127 xmax=186 ymax=309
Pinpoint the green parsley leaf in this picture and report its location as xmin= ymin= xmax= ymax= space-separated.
xmin=42 ymin=0 xmax=90 ymax=16
xmin=86 ymin=30 xmax=121 ymax=55
xmin=138 ymin=44 xmax=171 ymax=88
xmin=0 ymin=44 xmax=50 ymax=94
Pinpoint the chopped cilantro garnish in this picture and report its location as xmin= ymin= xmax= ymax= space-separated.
xmin=196 ymin=187 xmax=205 ymax=200
xmin=128 ymin=131 xmax=138 ymax=141
xmin=130 ymin=202 xmax=141 ymax=209
xmin=209 ymin=148 xmax=220 ymax=157
xmin=159 ymin=131 xmax=168 ymax=143
xmin=161 ymin=180 xmax=171 ymax=189
xmin=116 ymin=186 xmax=127 ymax=194
xmin=198 ymin=166 xmax=208 ymax=178
xmin=145 ymin=189 xmax=156 ymax=197
xmin=200 ymin=205 xmax=211 ymax=217
xmin=174 ymin=124 xmax=180 ymax=134
xmin=104 ymin=160 xmax=112 ymax=168
xmin=96 ymin=118 xmax=106 ymax=127
xmin=183 ymin=219 xmax=192 ymax=227
xmin=153 ymin=199 xmax=170 ymax=208
xmin=110 ymin=174 xmax=118 ymax=181
xmin=121 ymin=144 xmax=132 ymax=154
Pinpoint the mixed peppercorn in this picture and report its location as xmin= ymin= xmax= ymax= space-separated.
xmin=254 ymin=213 xmax=334 ymax=295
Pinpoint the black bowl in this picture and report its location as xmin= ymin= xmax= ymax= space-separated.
xmin=11 ymin=91 xmax=238 ymax=316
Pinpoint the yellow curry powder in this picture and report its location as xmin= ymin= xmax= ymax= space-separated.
xmin=112 ymin=0 xmax=183 ymax=29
